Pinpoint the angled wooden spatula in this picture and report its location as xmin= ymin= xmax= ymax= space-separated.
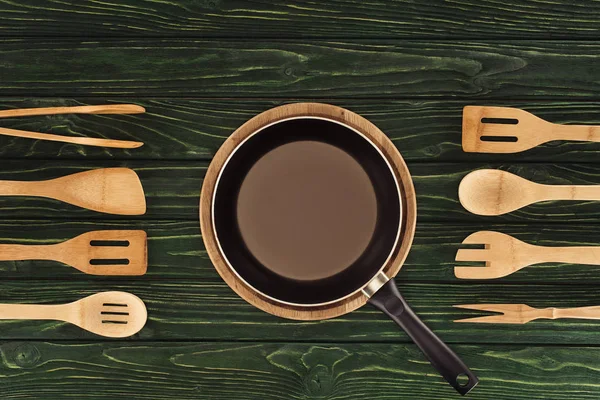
xmin=0 ymin=168 xmax=146 ymax=215
xmin=0 ymin=230 xmax=148 ymax=275
xmin=463 ymin=106 xmax=600 ymax=153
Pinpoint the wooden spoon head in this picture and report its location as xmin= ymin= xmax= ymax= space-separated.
xmin=459 ymin=169 xmax=539 ymax=216
xmin=65 ymin=230 xmax=148 ymax=276
xmin=53 ymin=168 xmax=146 ymax=215
xmin=73 ymin=291 xmax=147 ymax=338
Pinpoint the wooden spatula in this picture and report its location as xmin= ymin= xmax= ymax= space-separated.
xmin=459 ymin=169 xmax=600 ymax=216
xmin=455 ymin=231 xmax=600 ymax=279
xmin=463 ymin=106 xmax=600 ymax=153
xmin=0 ymin=168 xmax=146 ymax=215
xmin=0 ymin=230 xmax=147 ymax=275
xmin=454 ymin=304 xmax=600 ymax=324
xmin=0 ymin=291 xmax=147 ymax=337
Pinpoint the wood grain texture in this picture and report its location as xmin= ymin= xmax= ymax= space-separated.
xmin=2 ymin=40 xmax=600 ymax=98
xmin=2 ymin=342 xmax=599 ymax=400
xmin=4 ymin=221 xmax=600 ymax=284
xmin=5 ymin=98 xmax=600 ymax=162
xmin=0 ymin=280 xmax=599 ymax=343
xmin=3 ymin=161 xmax=600 ymax=222
xmin=1 ymin=0 xmax=599 ymax=39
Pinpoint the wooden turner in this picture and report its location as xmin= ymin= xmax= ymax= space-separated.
xmin=455 ymin=231 xmax=600 ymax=279
xmin=0 ymin=104 xmax=145 ymax=149
xmin=0 ymin=230 xmax=147 ymax=275
xmin=463 ymin=106 xmax=600 ymax=153
xmin=454 ymin=304 xmax=600 ymax=324
xmin=459 ymin=169 xmax=600 ymax=216
xmin=0 ymin=168 xmax=146 ymax=215
xmin=0 ymin=291 xmax=147 ymax=337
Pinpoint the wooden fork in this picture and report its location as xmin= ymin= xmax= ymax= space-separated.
xmin=0 ymin=230 xmax=147 ymax=275
xmin=454 ymin=304 xmax=600 ymax=324
xmin=454 ymin=231 xmax=600 ymax=279
xmin=463 ymin=106 xmax=600 ymax=153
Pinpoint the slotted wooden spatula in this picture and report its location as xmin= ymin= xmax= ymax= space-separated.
xmin=463 ymin=106 xmax=600 ymax=153
xmin=454 ymin=304 xmax=600 ymax=324
xmin=0 ymin=168 xmax=146 ymax=215
xmin=0 ymin=230 xmax=147 ymax=275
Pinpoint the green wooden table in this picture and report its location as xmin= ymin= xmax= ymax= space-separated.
xmin=1 ymin=1 xmax=600 ymax=398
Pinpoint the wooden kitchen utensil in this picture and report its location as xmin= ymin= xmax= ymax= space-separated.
xmin=0 ymin=230 xmax=147 ymax=275
xmin=454 ymin=303 xmax=600 ymax=324
xmin=0 ymin=104 xmax=145 ymax=149
xmin=459 ymin=169 xmax=600 ymax=216
xmin=463 ymin=106 xmax=600 ymax=153
xmin=0 ymin=291 xmax=147 ymax=337
xmin=0 ymin=168 xmax=147 ymax=215
xmin=455 ymin=231 xmax=600 ymax=279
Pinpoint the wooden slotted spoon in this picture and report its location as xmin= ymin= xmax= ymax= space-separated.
xmin=0 ymin=168 xmax=147 ymax=215
xmin=463 ymin=106 xmax=600 ymax=153
xmin=0 ymin=230 xmax=147 ymax=276
xmin=0 ymin=291 xmax=147 ymax=338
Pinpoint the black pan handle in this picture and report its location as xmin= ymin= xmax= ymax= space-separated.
xmin=368 ymin=279 xmax=478 ymax=395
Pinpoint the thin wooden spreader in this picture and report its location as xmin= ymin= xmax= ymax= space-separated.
xmin=463 ymin=106 xmax=600 ymax=153
xmin=0 ymin=104 xmax=145 ymax=149
xmin=0 ymin=230 xmax=148 ymax=276
xmin=0 ymin=168 xmax=147 ymax=215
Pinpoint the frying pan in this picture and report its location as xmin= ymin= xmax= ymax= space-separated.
xmin=200 ymin=103 xmax=478 ymax=395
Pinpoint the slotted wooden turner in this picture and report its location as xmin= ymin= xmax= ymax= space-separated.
xmin=463 ymin=106 xmax=600 ymax=153
xmin=0 ymin=230 xmax=147 ymax=275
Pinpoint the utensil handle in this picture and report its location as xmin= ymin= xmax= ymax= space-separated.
xmin=550 ymin=124 xmax=600 ymax=142
xmin=0 ymin=127 xmax=143 ymax=149
xmin=543 ymin=184 xmax=600 ymax=201
xmin=368 ymin=280 xmax=478 ymax=395
xmin=0 ymin=244 xmax=60 ymax=261
xmin=0 ymin=304 xmax=66 ymax=321
xmin=536 ymin=246 xmax=600 ymax=266
xmin=0 ymin=104 xmax=145 ymax=118
xmin=551 ymin=306 xmax=600 ymax=320
xmin=0 ymin=180 xmax=46 ymax=197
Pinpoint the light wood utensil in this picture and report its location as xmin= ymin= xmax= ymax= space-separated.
xmin=459 ymin=169 xmax=600 ymax=216
xmin=454 ymin=303 xmax=600 ymax=324
xmin=454 ymin=231 xmax=600 ymax=279
xmin=0 ymin=104 xmax=145 ymax=149
xmin=0 ymin=291 xmax=147 ymax=337
xmin=0 ymin=230 xmax=147 ymax=275
xmin=463 ymin=106 xmax=600 ymax=153
xmin=0 ymin=168 xmax=146 ymax=215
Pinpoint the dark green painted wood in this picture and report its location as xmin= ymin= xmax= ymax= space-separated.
xmin=0 ymin=280 xmax=599 ymax=344
xmin=4 ymin=98 xmax=600 ymax=163
xmin=1 ymin=220 xmax=600 ymax=285
xmin=1 ymin=342 xmax=598 ymax=400
xmin=1 ymin=0 xmax=599 ymax=40
xmin=2 ymin=40 xmax=600 ymax=98
xmin=2 ymin=161 xmax=600 ymax=222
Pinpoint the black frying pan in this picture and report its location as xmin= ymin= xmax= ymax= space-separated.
xmin=202 ymin=104 xmax=478 ymax=395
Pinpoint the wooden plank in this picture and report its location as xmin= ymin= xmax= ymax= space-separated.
xmin=3 ymin=98 xmax=600 ymax=163
xmin=2 ymin=40 xmax=600 ymax=98
xmin=0 ymin=341 xmax=598 ymax=400
xmin=0 ymin=280 xmax=599 ymax=343
xmin=1 ymin=161 xmax=600 ymax=222
xmin=0 ymin=220 xmax=599 ymax=284
xmin=1 ymin=1 xmax=599 ymax=40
